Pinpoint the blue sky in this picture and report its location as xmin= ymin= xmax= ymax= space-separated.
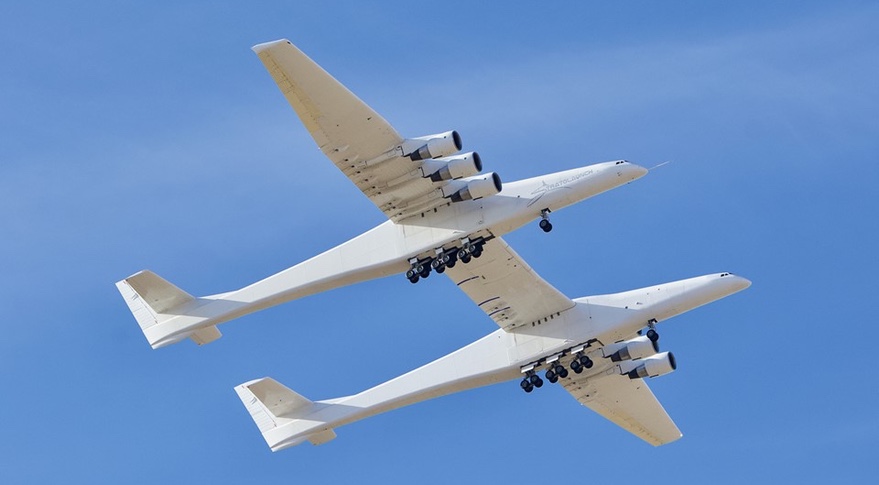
xmin=2 ymin=1 xmax=877 ymax=483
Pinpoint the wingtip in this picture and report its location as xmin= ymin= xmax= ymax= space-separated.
xmin=252 ymin=38 xmax=292 ymax=54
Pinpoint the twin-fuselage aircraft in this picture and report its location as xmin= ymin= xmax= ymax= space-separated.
xmin=117 ymin=39 xmax=750 ymax=451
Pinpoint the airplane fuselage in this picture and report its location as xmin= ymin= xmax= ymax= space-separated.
xmin=258 ymin=272 xmax=751 ymax=450
xmin=144 ymin=160 xmax=647 ymax=348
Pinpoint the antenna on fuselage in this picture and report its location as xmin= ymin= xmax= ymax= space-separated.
xmin=648 ymin=161 xmax=672 ymax=171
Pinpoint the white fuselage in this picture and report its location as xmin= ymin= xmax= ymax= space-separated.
xmin=145 ymin=160 xmax=647 ymax=348
xmin=260 ymin=272 xmax=750 ymax=451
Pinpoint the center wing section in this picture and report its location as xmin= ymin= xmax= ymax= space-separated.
xmin=253 ymin=39 xmax=469 ymax=221
xmin=444 ymin=238 xmax=575 ymax=331
xmin=562 ymin=370 xmax=682 ymax=446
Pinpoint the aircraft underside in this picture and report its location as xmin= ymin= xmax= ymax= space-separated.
xmin=116 ymin=38 xmax=751 ymax=451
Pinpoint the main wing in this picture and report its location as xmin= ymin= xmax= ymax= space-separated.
xmin=253 ymin=39 xmax=471 ymax=221
xmin=444 ymin=237 xmax=575 ymax=331
xmin=563 ymin=370 xmax=682 ymax=446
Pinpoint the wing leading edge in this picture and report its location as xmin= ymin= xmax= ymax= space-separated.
xmin=444 ymin=237 xmax=575 ymax=331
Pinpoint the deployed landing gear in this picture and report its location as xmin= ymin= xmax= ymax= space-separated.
xmin=456 ymin=240 xmax=485 ymax=265
xmin=571 ymin=354 xmax=595 ymax=374
xmin=539 ymin=208 xmax=553 ymax=233
xmin=571 ymin=353 xmax=593 ymax=373
xmin=404 ymin=238 xmax=487 ymax=283
xmin=431 ymin=253 xmax=452 ymax=274
xmin=545 ymin=362 xmax=568 ymax=384
xmin=646 ymin=318 xmax=659 ymax=342
xmin=520 ymin=371 xmax=544 ymax=393
xmin=406 ymin=259 xmax=430 ymax=283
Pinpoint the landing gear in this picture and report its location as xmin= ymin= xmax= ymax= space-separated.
xmin=520 ymin=371 xmax=544 ymax=393
xmin=545 ymin=362 xmax=567 ymax=383
xmin=446 ymin=252 xmax=457 ymax=268
xmin=456 ymin=240 xmax=485 ymax=264
xmin=579 ymin=355 xmax=594 ymax=369
xmin=529 ymin=374 xmax=544 ymax=388
xmin=431 ymin=253 xmax=451 ymax=274
xmin=406 ymin=259 xmax=430 ymax=283
xmin=646 ymin=318 xmax=659 ymax=342
xmin=406 ymin=268 xmax=419 ymax=284
xmin=571 ymin=353 xmax=592 ymax=374
xmin=539 ymin=209 xmax=553 ymax=233
xmin=404 ymin=238 xmax=487 ymax=283
xmin=554 ymin=363 xmax=568 ymax=379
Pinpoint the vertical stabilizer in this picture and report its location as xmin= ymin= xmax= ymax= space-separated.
xmin=234 ymin=378 xmax=337 ymax=451
xmin=116 ymin=270 xmax=222 ymax=347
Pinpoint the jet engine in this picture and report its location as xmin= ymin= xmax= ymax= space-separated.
xmin=444 ymin=172 xmax=502 ymax=202
xmin=406 ymin=130 xmax=462 ymax=161
xmin=623 ymin=352 xmax=677 ymax=379
xmin=423 ymin=152 xmax=482 ymax=182
xmin=603 ymin=335 xmax=660 ymax=362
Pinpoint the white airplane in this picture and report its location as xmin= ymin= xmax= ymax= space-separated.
xmin=116 ymin=39 xmax=650 ymax=349
xmin=116 ymin=39 xmax=751 ymax=449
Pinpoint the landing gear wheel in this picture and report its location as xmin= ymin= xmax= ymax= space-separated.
xmin=579 ymin=355 xmax=593 ymax=369
xmin=431 ymin=259 xmax=443 ymax=270
xmin=555 ymin=365 xmax=569 ymax=379
xmin=406 ymin=269 xmax=416 ymax=279
xmin=471 ymin=245 xmax=483 ymax=258
xmin=520 ymin=378 xmax=533 ymax=392
xmin=408 ymin=275 xmax=419 ymax=284
xmin=435 ymin=266 xmax=445 ymax=274
xmin=545 ymin=368 xmax=557 ymax=383
xmin=571 ymin=360 xmax=583 ymax=373
xmin=446 ymin=259 xmax=457 ymax=269
xmin=647 ymin=329 xmax=659 ymax=342
xmin=539 ymin=219 xmax=553 ymax=233
xmin=532 ymin=376 xmax=544 ymax=388
xmin=419 ymin=268 xmax=430 ymax=278
xmin=461 ymin=253 xmax=472 ymax=264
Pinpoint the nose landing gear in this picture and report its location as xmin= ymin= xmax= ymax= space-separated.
xmin=539 ymin=208 xmax=553 ymax=233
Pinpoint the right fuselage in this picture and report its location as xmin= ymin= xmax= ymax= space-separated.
xmin=145 ymin=160 xmax=647 ymax=348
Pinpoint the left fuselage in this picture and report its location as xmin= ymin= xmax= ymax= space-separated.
xmin=260 ymin=272 xmax=751 ymax=451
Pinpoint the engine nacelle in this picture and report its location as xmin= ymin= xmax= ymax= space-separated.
xmin=406 ymin=130 xmax=462 ymax=161
xmin=423 ymin=152 xmax=482 ymax=182
xmin=444 ymin=172 xmax=502 ymax=202
xmin=623 ymin=352 xmax=677 ymax=379
xmin=602 ymin=335 xmax=660 ymax=362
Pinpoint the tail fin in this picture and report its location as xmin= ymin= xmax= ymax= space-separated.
xmin=234 ymin=378 xmax=337 ymax=451
xmin=116 ymin=270 xmax=222 ymax=347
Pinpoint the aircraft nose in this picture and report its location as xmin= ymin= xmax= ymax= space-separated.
xmin=631 ymin=163 xmax=649 ymax=178
xmin=619 ymin=160 xmax=648 ymax=179
xmin=718 ymin=273 xmax=752 ymax=292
